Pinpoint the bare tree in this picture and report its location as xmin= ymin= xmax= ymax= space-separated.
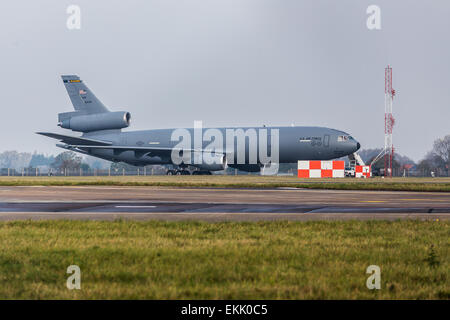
xmin=51 ymin=151 xmax=82 ymax=172
xmin=0 ymin=151 xmax=32 ymax=170
xmin=432 ymin=135 xmax=450 ymax=176
xmin=433 ymin=135 xmax=450 ymax=163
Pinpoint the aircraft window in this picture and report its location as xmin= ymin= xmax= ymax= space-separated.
xmin=337 ymin=135 xmax=349 ymax=142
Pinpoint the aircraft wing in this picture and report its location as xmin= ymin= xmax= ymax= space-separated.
xmin=38 ymin=132 xmax=228 ymax=158
xmin=67 ymin=145 xmax=227 ymax=158
xmin=36 ymin=132 xmax=112 ymax=146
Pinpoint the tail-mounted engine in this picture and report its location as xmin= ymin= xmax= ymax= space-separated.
xmin=58 ymin=111 xmax=131 ymax=132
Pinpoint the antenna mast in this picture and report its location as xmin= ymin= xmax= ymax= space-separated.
xmin=384 ymin=66 xmax=395 ymax=177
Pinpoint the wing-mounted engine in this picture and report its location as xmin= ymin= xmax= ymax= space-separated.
xmin=192 ymin=153 xmax=228 ymax=171
xmin=58 ymin=111 xmax=131 ymax=132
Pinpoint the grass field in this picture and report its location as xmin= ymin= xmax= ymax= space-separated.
xmin=0 ymin=220 xmax=448 ymax=299
xmin=0 ymin=176 xmax=449 ymax=192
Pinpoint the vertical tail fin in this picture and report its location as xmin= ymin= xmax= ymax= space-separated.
xmin=61 ymin=75 xmax=109 ymax=114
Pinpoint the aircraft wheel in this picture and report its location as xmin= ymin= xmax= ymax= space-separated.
xmin=166 ymin=170 xmax=175 ymax=176
xmin=175 ymin=170 xmax=183 ymax=175
xmin=182 ymin=170 xmax=190 ymax=175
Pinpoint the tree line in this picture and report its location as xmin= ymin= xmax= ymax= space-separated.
xmin=0 ymin=134 xmax=448 ymax=176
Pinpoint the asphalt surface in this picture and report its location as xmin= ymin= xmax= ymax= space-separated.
xmin=0 ymin=186 xmax=448 ymax=221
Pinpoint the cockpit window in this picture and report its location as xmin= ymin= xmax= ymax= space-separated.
xmin=337 ymin=135 xmax=349 ymax=142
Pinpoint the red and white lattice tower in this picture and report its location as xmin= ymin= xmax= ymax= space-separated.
xmin=384 ymin=66 xmax=395 ymax=177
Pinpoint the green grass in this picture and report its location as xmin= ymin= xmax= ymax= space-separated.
xmin=0 ymin=220 xmax=448 ymax=299
xmin=0 ymin=176 xmax=450 ymax=192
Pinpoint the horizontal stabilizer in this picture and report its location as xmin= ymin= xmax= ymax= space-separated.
xmin=36 ymin=132 xmax=112 ymax=146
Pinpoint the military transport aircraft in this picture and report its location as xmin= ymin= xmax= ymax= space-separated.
xmin=37 ymin=75 xmax=360 ymax=175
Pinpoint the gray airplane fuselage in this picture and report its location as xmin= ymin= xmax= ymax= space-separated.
xmin=80 ymin=126 xmax=360 ymax=170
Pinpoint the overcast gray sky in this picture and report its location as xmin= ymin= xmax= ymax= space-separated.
xmin=0 ymin=0 xmax=449 ymax=161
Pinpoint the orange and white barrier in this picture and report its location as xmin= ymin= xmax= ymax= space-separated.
xmin=298 ymin=160 xmax=345 ymax=178
xmin=355 ymin=165 xmax=371 ymax=178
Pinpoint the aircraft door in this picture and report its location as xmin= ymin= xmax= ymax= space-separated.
xmin=323 ymin=134 xmax=330 ymax=148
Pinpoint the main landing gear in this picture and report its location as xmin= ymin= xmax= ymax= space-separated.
xmin=166 ymin=169 xmax=189 ymax=175
xmin=166 ymin=169 xmax=212 ymax=175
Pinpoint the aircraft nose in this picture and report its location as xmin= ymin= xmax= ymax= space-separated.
xmin=348 ymin=139 xmax=360 ymax=154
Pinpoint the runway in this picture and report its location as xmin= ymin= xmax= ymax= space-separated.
xmin=0 ymin=186 xmax=448 ymax=221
